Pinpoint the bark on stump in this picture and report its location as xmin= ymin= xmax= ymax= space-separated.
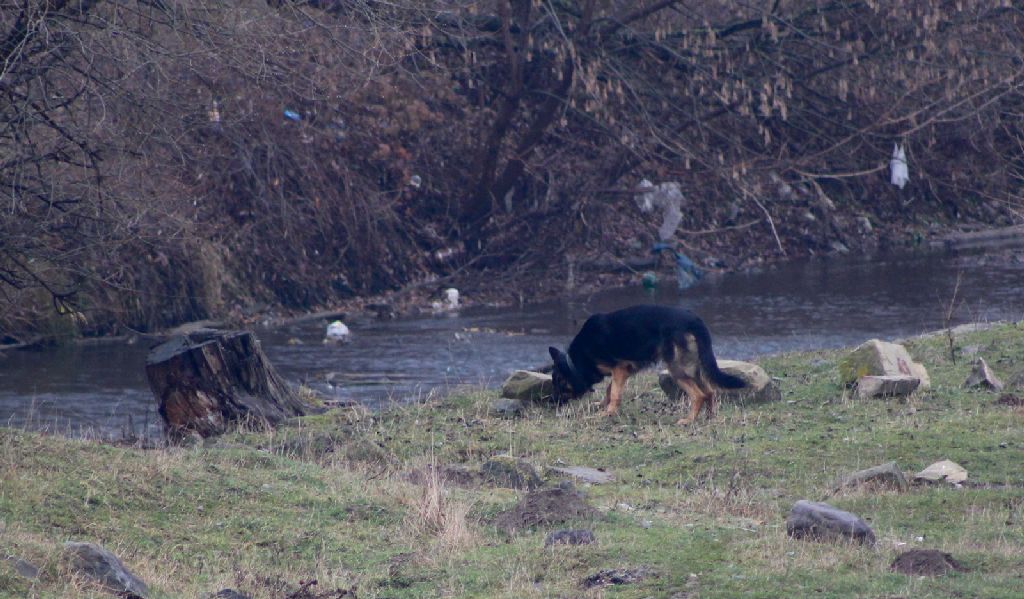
xmin=146 ymin=330 xmax=308 ymax=440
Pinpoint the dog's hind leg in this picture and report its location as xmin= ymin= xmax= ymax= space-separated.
xmin=674 ymin=378 xmax=712 ymax=425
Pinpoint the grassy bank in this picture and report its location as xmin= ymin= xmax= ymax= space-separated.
xmin=2 ymin=324 xmax=1023 ymax=598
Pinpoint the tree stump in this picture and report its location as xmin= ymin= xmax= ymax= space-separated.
xmin=146 ymin=330 xmax=309 ymax=440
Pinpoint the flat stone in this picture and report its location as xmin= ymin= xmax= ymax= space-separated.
xmin=659 ymin=360 xmax=780 ymax=405
xmin=501 ymin=370 xmax=553 ymax=402
xmin=63 ymin=541 xmax=149 ymax=598
xmin=209 ymin=590 xmax=253 ymax=599
xmin=481 ymin=456 xmax=543 ymax=490
xmin=785 ymin=500 xmax=875 ymax=545
xmin=915 ymin=460 xmax=967 ymax=484
xmin=491 ymin=398 xmax=525 ymax=418
xmin=544 ymin=529 xmax=596 ymax=547
xmin=964 ymin=357 xmax=1003 ymax=390
xmin=548 ymin=465 xmax=615 ymax=485
xmin=839 ymin=339 xmax=930 ymax=389
xmin=4 ymin=555 xmax=39 ymax=579
xmin=855 ymin=375 xmax=920 ymax=399
xmin=835 ymin=461 xmax=909 ymax=492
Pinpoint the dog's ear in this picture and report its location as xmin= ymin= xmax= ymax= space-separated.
xmin=548 ymin=346 xmax=563 ymax=362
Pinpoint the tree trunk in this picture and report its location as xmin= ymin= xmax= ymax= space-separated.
xmin=145 ymin=329 xmax=309 ymax=440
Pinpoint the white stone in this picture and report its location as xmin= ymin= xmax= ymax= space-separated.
xmin=915 ymin=460 xmax=967 ymax=484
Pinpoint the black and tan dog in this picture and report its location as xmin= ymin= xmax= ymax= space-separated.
xmin=548 ymin=305 xmax=745 ymax=424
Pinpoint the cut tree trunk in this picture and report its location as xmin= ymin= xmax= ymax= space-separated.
xmin=145 ymin=329 xmax=309 ymax=440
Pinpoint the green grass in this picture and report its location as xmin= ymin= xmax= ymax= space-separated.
xmin=1 ymin=323 xmax=1023 ymax=597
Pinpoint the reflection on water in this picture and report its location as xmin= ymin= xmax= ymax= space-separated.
xmin=1 ymin=247 xmax=1022 ymax=437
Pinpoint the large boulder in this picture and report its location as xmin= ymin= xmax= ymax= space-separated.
xmin=855 ymin=375 xmax=920 ymax=399
xmin=659 ymin=360 xmax=780 ymax=404
xmin=785 ymin=500 xmax=875 ymax=545
xmin=834 ymin=461 xmax=909 ymax=492
xmin=839 ymin=339 xmax=930 ymax=389
xmin=64 ymin=541 xmax=149 ymax=598
xmin=501 ymin=370 xmax=553 ymax=402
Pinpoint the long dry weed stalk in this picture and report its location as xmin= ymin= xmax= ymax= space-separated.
xmin=403 ymin=455 xmax=477 ymax=556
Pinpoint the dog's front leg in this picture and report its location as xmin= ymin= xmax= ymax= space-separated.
xmin=605 ymin=368 xmax=630 ymax=416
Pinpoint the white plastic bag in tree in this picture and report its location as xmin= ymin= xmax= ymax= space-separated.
xmin=890 ymin=143 xmax=909 ymax=189
xmin=636 ymin=179 xmax=684 ymax=241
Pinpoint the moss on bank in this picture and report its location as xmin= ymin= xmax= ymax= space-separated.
xmin=1 ymin=323 xmax=1023 ymax=598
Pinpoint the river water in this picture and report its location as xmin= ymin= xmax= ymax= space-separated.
xmin=1 ymin=246 xmax=1022 ymax=438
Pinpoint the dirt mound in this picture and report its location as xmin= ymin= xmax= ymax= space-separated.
xmin=494 ymin=484 xmax=597 ymax=533
xmin=890 ymin=549 xmax=966 ymax=576
xmin=997 ymin=393 xmax=1024 ymax=406
xmin=283 ymin=579 xmax=356 ymax=599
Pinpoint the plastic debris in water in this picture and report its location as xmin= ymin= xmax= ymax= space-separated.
xmin=431 ymin=288 xmax=461 ymax=313
xmin=651 ymin=242 xmax=703 ymax=290
xmin=641 ymin=272 xmax=657 ymax=289
xmin=636 ymin=179 xmax=685 ymax=241
xmin=445 ymin=288 xmax=460 ymax=309
xmin=284 ymin=109 xmax=302 ymax=122
xmin=323 ymin=320 xmax=350 ymax=344
xmin=409 ymin=175 xmax=422 ymax=189
xmin=890 ymin=143 xmax=909 ymax=189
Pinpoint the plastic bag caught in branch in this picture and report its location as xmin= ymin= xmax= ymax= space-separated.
xmin=636 ymin=179 xmax=684 ymax=241
xmin=890 ymin=143 xmax=909 ymax=189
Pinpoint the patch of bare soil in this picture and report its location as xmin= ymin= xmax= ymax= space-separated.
xmin=890 ymin=549 xmax=966 ymax=576
xmin=997 ymin=393 xmax=1023 ymax=406
xmin=493 ymin=484 xmax=598 ymax=533
xmin=282 ymin=579 xmax=356 ymax=598
xmin=582 ymin=566 xmax=656 ymax=588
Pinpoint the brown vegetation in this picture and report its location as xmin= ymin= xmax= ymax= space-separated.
xmin=2 ymin=1 xmax=1022 ymax=341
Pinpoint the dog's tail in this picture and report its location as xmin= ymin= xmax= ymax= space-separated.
xmin=694 ymin=325 xmax=747 ymax=389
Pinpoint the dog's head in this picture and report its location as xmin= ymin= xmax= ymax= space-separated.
xmin=548 ymin=347 xmax=588 ymax=404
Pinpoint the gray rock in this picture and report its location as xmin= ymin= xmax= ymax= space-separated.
xmin=835 ymin=461 xmax=909 ymax=492
xmin=491 ymin=398 xmax=525 ymax=418
xmin=915 ymin=460 xmax=967 ymax=484
xmin=855 ymin=375 xmax=920 ymax=399
xmin=659 ymin=360 xmax=780 ymax=405
xmin=481 ymin=456 xmax=542 ymax=490
xmin=63 ymin=541 xmax=150 ymax=597
xmin=839 ymin=339 xmax=930 ymax=389
xmin=547 ymin=465 xmax=615 ymax=485
xmin=544 ymin=529 xmax=596 ymax=547
xmin=209 ymin=591 xmax=253 ymax=599
xmin=4 ymin=555 xmax=39 ymax=579
xmin=964 ymin=357 xmax=1003 ymax=390
xmin=785 ymin=500 xmax=875 ymax=545
xmin=501 ymin=370 xmax=553 ymax=402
